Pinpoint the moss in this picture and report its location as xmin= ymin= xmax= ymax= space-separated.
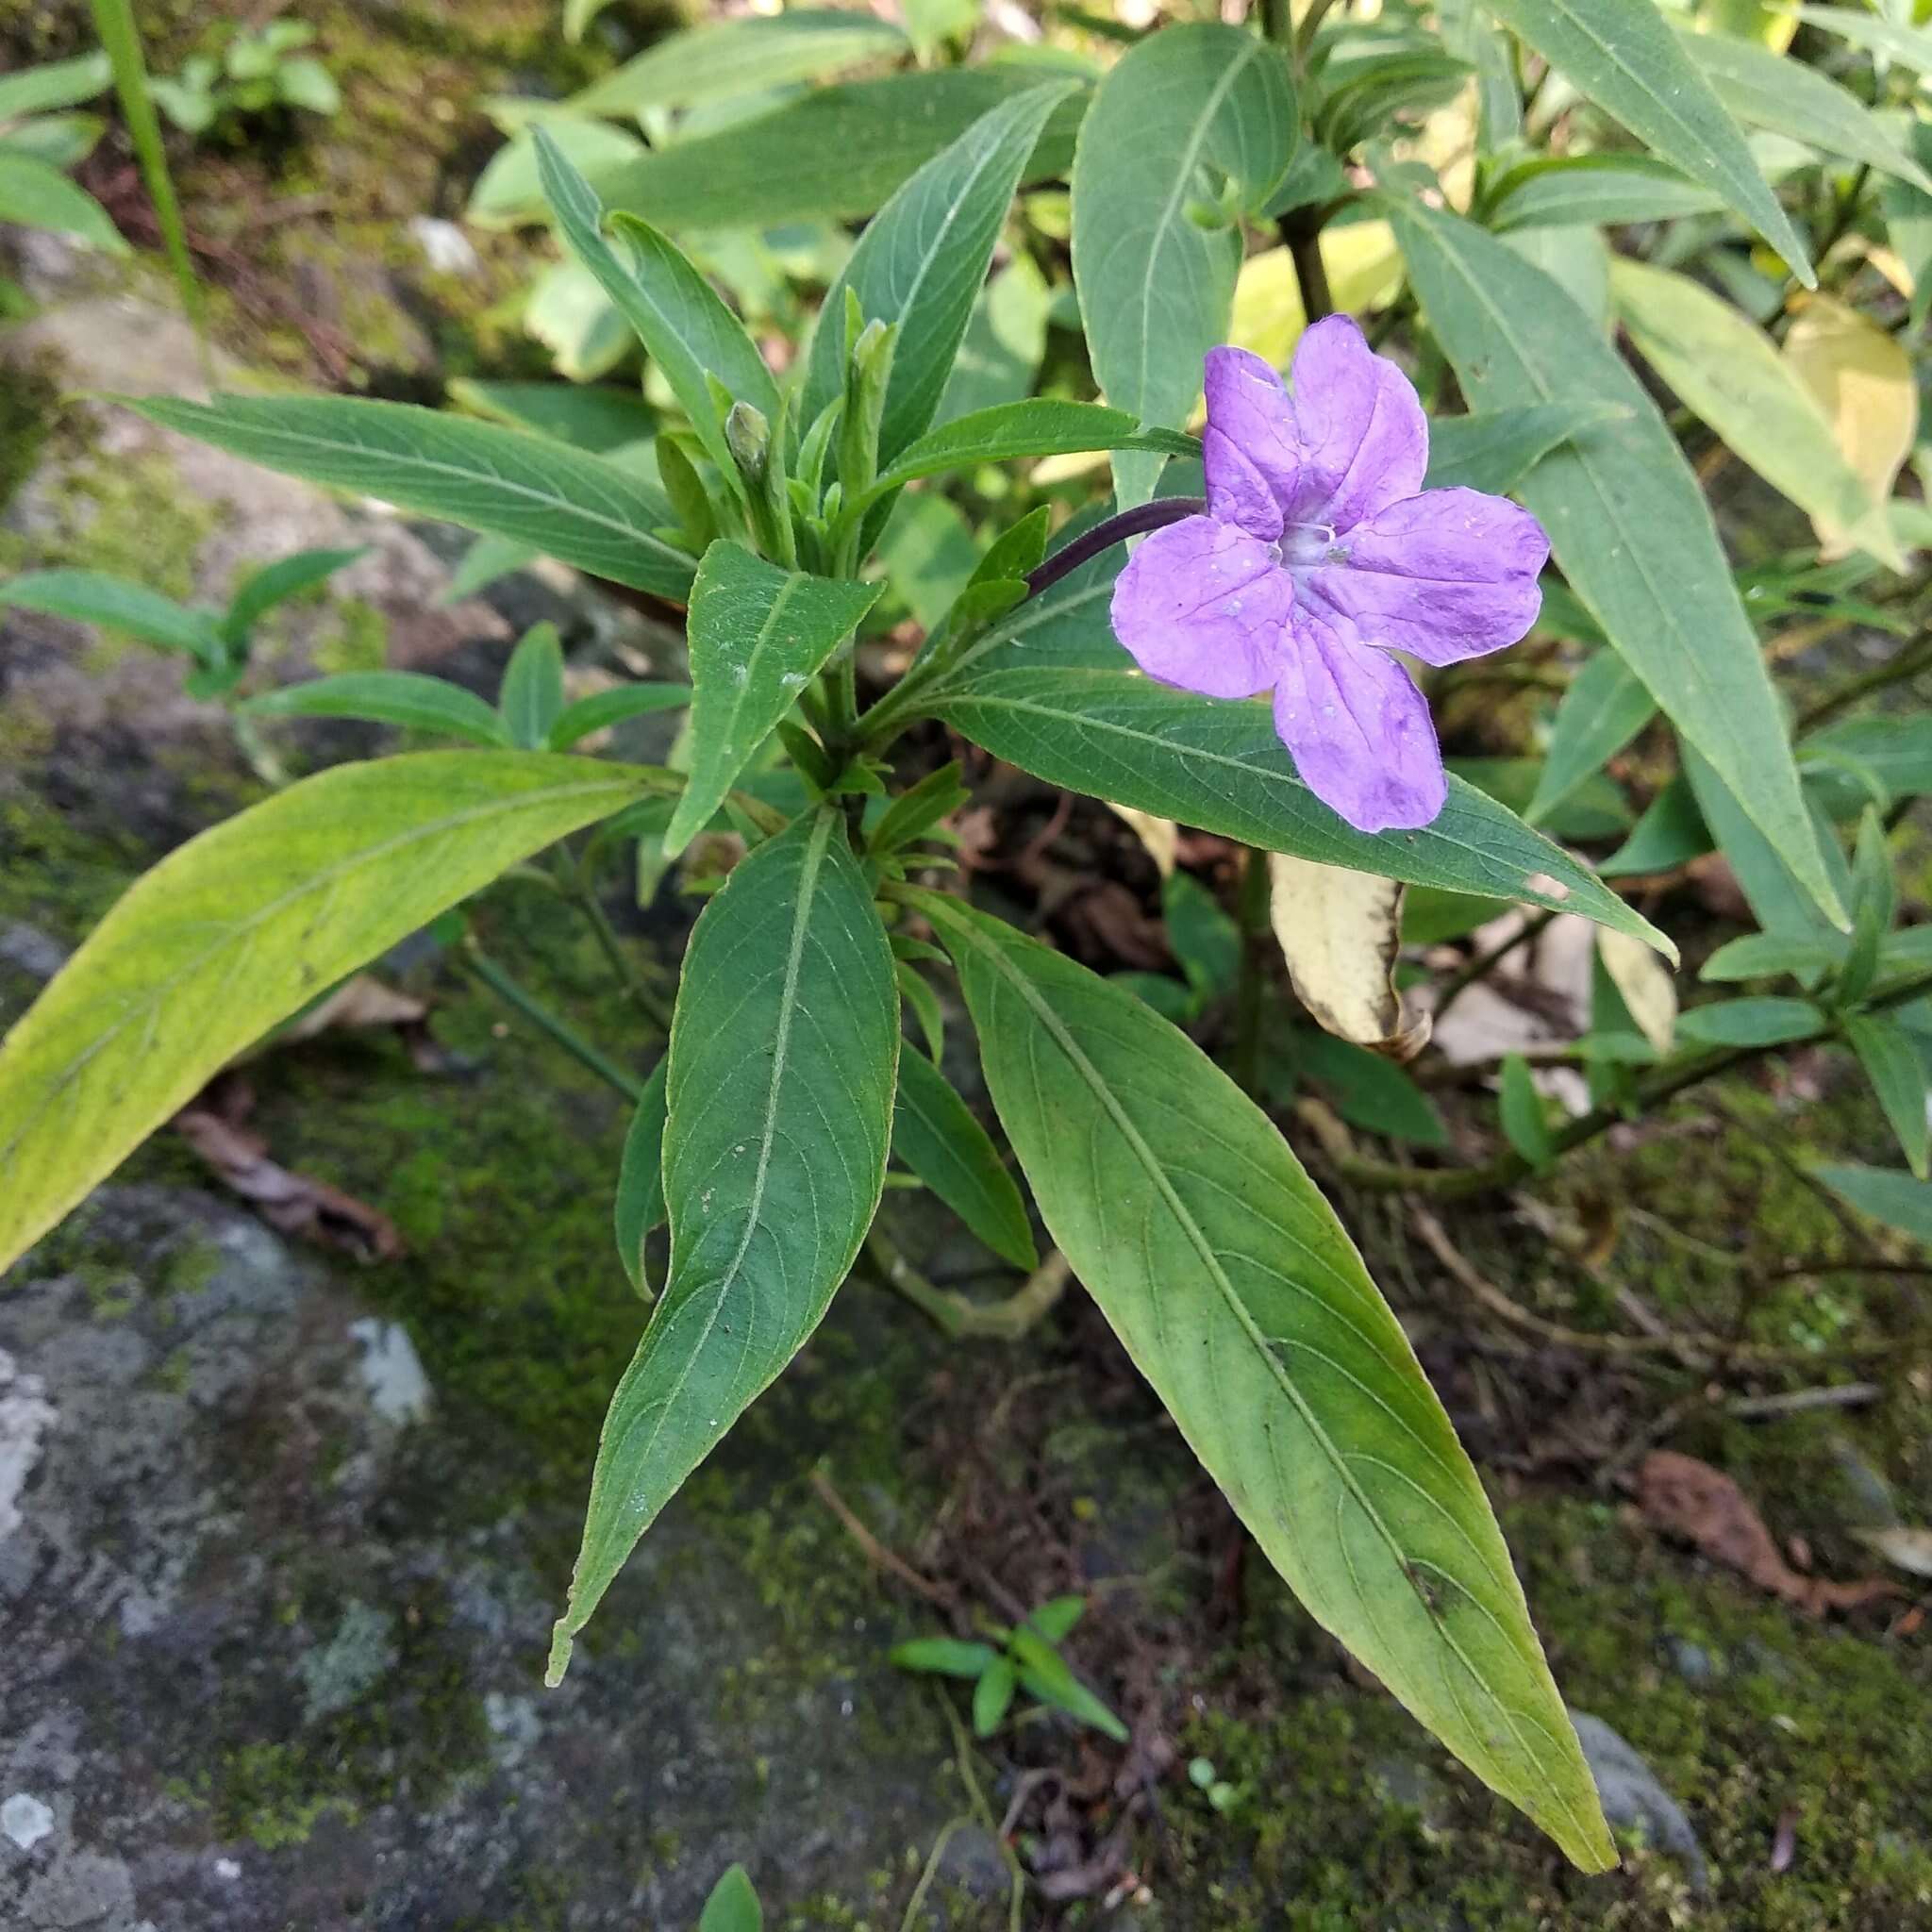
xmin=0 ymin=356 xmax=58 ymax=514
xmin=307 ymin=597 xmax=390 ymax=675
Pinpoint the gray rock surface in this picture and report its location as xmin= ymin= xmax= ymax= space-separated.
xmin=1571 ymin=1709 xmax=1707 ymax=1892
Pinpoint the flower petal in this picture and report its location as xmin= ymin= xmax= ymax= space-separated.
xmin=1305 ymin=487 xmax=1549 ymax=666
xmin=1110 ymin=515 xmax=1292 ymax=701
xmin=1288 ymin=315 xmax=1426 ymax=533
xmin=1273 ymin=610 xmax=1445 ymax=833
xmin=1204 ymin=426 xmax=1283 ymax=541
xmin=1204 ymin=346 xmax=1300 ymax=517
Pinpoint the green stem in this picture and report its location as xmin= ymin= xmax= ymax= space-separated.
xmin=459 ymin=942 xmax=645 ymax=1105
xmin=1232 ymin=845 xmax=1273 ymax=1099
xmin=563 ymin=855 xmax=675 ymax=1031
xmin=1795 ymin=625 xmax=1932 ymax=735
xmin=865 ymin=1224 xmax=1071 ymax=1341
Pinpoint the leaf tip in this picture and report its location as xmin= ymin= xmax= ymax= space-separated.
xmin=544 ymin=1622 xmax=575 ymax=1688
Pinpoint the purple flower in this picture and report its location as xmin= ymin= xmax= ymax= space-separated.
xmin=1109 ymin=316 xmax=1550 ymax=834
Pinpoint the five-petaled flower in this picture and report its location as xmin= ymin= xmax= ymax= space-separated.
xmin=1109 ymin=316 xmax=1550 ymax=835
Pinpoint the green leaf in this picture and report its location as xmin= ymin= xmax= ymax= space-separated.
xmin=535 ymin=130 xmax=780 ymax=491
xmin=935 ymin=255 xmax=1053 ymax=426
xmin=547 ymin=808 xmax=897 ymax=1683
xmin=1525 ymin=650 xmax=1656 ymax=827
xmin=557 ymin=10 xmax=907 ymax=121
xmin=242 ymin=672 xmax=511 ymax=747
xmin=1700 ymin=933 xmax=1842 ymax=983
xmin=1008 ymin=1630 xmax=1128 ymax=1741
xmin=1807 ymin=716 xmax=1932 ymax=814
xmin=1811 ymin=1160 xmax=1932 ymax=1241
xmin=916 ymin=891 xmax=1613 ymax=1870
xmin=1680 ymin=25 xmax=1932 ymax=193
xmin=1609 ymin=258 xmax=1896 ymax=569
xmin=1499 ymin=1054 xmax=1556 ymax=1174
xmin=666 ymin=541 xmax=882 ymax=857
xmin=858 ymin=401 xmax=1197 ymax=515
xmin=222 ymin=544 xmax=364 ymax=644
xmin=1482 ymin=0 xmax=1813 ymax=282
xmin=1486 ymin=153 xmax=1726 ymax=230
xmin=0 ymin=111 xmax=106 ymax=171
xmin=1164 ymin=871 xmax=1241 ymax=1003
xmin=1674 ymin=996 xmax=1826 ymax=1046
xmin=0 ymin=51 xmax=110 ymax=120
xmin=614 ymin=1058 xmax=670 ymax=1296
xmin=897 ymin=960 xmax=946 ymax=1062
xmin=523 ymin=259 xmax=631 ymax=384
xmin=927 ymin=665 xmax=1672 ymax=956
xmin=1848 ymin=1014 xmax=1928 ymax=1179
xmin=1293 ymin=1030 xmax=1448 ymax=1147
xmin=549 ymin=683 xmax=691 ymax=751
xmin=591 ymin=69 xmax=1087 ymax=234
xmin=1839 ymin=809 xmax=1896 ymax=1007
xmin=1682 ymin=746 xmax=1847 ymax=950
xmin=467 ymin=118 xmax=645 ymax=229
xmin=1599 ymin=774 xmax=1710 ymax=876
xmin=445 ymin=377 xmax=658 ymax=453
xmin=0 ymin=753 xmax=666 ymax=1276
xmin=874 ymin=491 xmax=977 ymax=631
xmin=891 ymin=1637 xmax=1001 ymax=1680
xmin=697 ymin=1864 xmax=763 ymax=1932
xmin=892 ymin=1046 xmax=1036 ymax=1271
xmin=0 ymin=148 xmax=127 ymax=254
xmin=1390 ymin=200 xmax=1845 ymax=929
xmin=0 ymin=568 xmax=219 ymax=660
xmin=801 ymin=82 xmax=1079 ymax=472
xmin=499 ymin=622 xmax=566 ymax=751
xmin=122 ymin=395 xmax=697 ymax=602
xmin=1794 ymin=6 xmax=1932 ymax=76
xmin=1025 ymin=1593 xmax=1086 ymax=1643
xmin=1423 ymin=403 xmax=1626 ymax=495
xmin=1072 ymin=23 xmax=1297 ymax=507
xmin=972 ymin=1656 xmax=1019 ymax=1736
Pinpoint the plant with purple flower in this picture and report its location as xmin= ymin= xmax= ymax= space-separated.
xmin=1109 ymin=317 xmax=1550 ymax=835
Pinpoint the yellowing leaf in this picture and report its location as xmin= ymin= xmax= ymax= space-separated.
xmin=1228 ymin=224 xmax=1404 ymax=371
xmin=1107 ymin=802 xmax=1178 ymax=877
xmin=1598 ymin=926 xmax=1677 ymax=1057
xmin=1699 ymin=0 xmax=1796 ymax=53
xmin=1270 ymin=853 xmax=1429 ymax=1058
xmin=1782 ymin=294 xmax=1918 ymax=564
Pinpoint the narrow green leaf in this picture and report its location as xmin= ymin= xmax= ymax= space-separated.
xmin=1839 ymin=809 xmax=1896 ymax=1007
xmin=467 ymin=118 xmax=645 ymax=229
xmin=547 ymin=809 xmax=897 ymax=1682
xmin=1794 ymin=6 xmax=1932 ymax=76
xmin=1483 ymin=0 xmax=1813 ymax=282
xmin=557 ymin=10 xmax=907 ymax=121
xmin=1072 ymin=23 xmax=1297 ymax=506
xmin=891 ymin=1637 xmax=1000 ymax=1680
xmin=1599 ymin=774 xmax=1710 ymax=876
xmin=1674 ymin=996 xmax=1826 ymax=1046
xmin=1682 ymin=745 xmax=1848 ymax=950
xmin=499 ymin=623 xmax=566 ymax=751
xmin=1679 ymin=25 xmax=1932 ymax=192
xmin=613 ymin=1058 xmax=670 ymax=1296
xmin=0 ymin=50 xmax=110 ymax=120
xmin=592 ymin=69 xmax=1087 ymax=233
xmin=892 ymin=1046 xmax=1037 ymax=1271
xmin=120 ymin=395 xmax=697 ymax=601
xmin=859 ymin=401 xmax=1197 ymax=514
xmin=698 ymin=1865 xmax=763 ymax=1932
xmin=446 ymin=377 xmax=658 ymax=453
xmin=666 ymin=541 xmax=882 ymax=857
xmin=973 ymin=1657 xmax=1019 ymax=1737
xmin=0 ymin=568 xmax=219 ymax=660
xmin=1848 ymin=1014 xmax=1928 ymax=1179
xmin=535 ymin=129 xmax=779 ymax=490
xmin=1487 ymin=153 xmax=1726 ymax=231
xmin=927 ymin=665 xmax=1673 ymax=956
xmin=1609 ymin=258 xmax=1895 ymax=567
xmin=0 ymin=149 xmax=126 ymax=253
xmin=801 ymin=82 xmax=1078 ymax=472
xmin=548 ymin=683 xmax=691 ymax=751
xmin=1025 ymin=1594 xmax=1086 ymax=1643
xmin=0 ymin=753 xmax=668 ymax=1276
xmin=1499 ymin=1054 xmax=1556 ymax=1173
xmin=1811 ymin=1160 xmax=1932 ymax=1241
xmin=917 ymin=891 xmax=1613 ymax=1870
xmin=1390 ymin=200 xmax=1845 ymax=928
xmin=935 ymin=255 xmax=1052 ymax=426
xmin=222 ymin=544 xmax=364 ymax=644
xmin=897 ymin=960 xmax=946 ymax=1063
xmin=1526 ymin=650 xmax=1657 ymax=826
xmin=1294 ymin=1030 xmax=1448 ymax=1148
xmin=1008 ymin=1631 xmax=1128 ymax=1740
xmin=1700 ymin=933 xmax=1842 ymax=983
xmin=242 ymin=672 xmax=510 ymax=746
xmin=1422 ymin=403 xmax=1626 ymax=495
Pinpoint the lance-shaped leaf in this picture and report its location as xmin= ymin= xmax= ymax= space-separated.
xmin=0 ymin=568 xmax=221 ymax=660
xmin=0 ymin=753 xmax=670 ymax=1276
xmin=1526 ymin=649 xmax=1656 ymax=826
xmin=221 ymin=544 xmax=366 ymax=645
xmin=800 ymin=80 xmax=1079 ymax=471
xmin=242 ymin=672 xmax=511 ymax=746
xmin=1793 ymin=6 xmax=1932 ymax=75
xmin=1072 ymin=23 xmax=1297 ymax=507
xmin=1268 ymin=855 xmax=1425 ymax=1057
xmin=666 ymin=541 xmax=882 ymax=857
xmin=1390 ymin=199 xmax=1845 ymax=928
xmin=915 ymin=891 xmax=1613 ymax=1870
xmin=1483 ymin=0 xmax=1813 ymax=283
xmin=0 ymin=150 xmax=128 ymax=255
xmin=535 ymin=131 xmax=779 ymax=491
xmin=1812 ymin=1161 xmax=1932 ymax=1241
xmin=1848 ymin=1014 xmax=1929 ymax=1180
xmin=121 ymin=395 xmax=697 ymax=600
xmin=927 ymin=664 xmax=1671 ymax=956
xmin=1486 ymin=154 xmax=1726 ymax=231
xmin=1422 ymin=403 xmax=1625 ymax=494
xmin=548 ymin=809 xmax=897 ymax=1680
xmin=613 ymin=1057 xmax=670 ymax=1295
xmin=892 ymin=1045 xmax=1036 ymax=1271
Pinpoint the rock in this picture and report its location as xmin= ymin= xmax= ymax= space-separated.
xmin=1570 ymin=1710 xmax=1707 ymax=1892
xmin=408 ymin=217 xmax=481 ymax=279
xmin=2 ymin=1792 xmax=55 ymax=1850
xmin=296 ymin=1601 xmax=398 ymax=1723
xmin=347 ymin=1318 xmax=432 ymax=1426
xmin=0 ymin=923 xmax=68 ymax=984
xmin=1662 ymin=1636 xmax=1724 ymax=1686
xmin=0 ymin=1349 xmax=57 ymax=1542
xmin=937 ymin=1823 xmax=1011 ymax=1900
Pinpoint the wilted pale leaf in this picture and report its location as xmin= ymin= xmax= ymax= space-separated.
xmin=1106 ymin=803 xmax=1178 ymax=878
xmin=1597 ymin=927 xmax=1676 ymax=1057
xmin=1782 ymin=294 xmax=1918 ymax=562
xmin=1270 ymin=854 xmax=1427 ymax=1059
xmin=1854 ymin=1526 xmax=1932 ymax=1580
xmin=1228 ymin=224 xmax=1404 ymax=371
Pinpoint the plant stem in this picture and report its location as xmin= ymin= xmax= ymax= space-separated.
xmin=1022 ymin=496 xmax=1208 ymax=603
xmin=1232 ymin=845 xmax=1274 ymax=1099
xmin=1323 ymin=964 xmax=1932 ymax=1200
xmin=865 ymin=1224 xmax=1071 ymax=1341
xmin=1794 ymin=625 xmax=1932 ymax=734
xmin=1430 ymin=907 xmax=1556 ymax=1028
xmin=459 ymin=941 xmax=645 ymax=1105
xmin=562 ymin=855 xmax=675 ymax=1030
xmin=1285 ymin=215 xmax=1334 ymax=324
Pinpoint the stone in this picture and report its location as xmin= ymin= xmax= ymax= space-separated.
xmin=347 ymin=1319 xmax=432 ymax=1426
xmin=0 ymin=1349 xmax=57 ymax=1542
xmin=2 ymin=1792 xmax=55 ymax=1850
xmin=1570 ymin=1710 xmax=1707 ymax=1892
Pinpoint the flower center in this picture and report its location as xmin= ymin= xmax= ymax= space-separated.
xmin=1269 ymin=521 xmax=1344 ymax=575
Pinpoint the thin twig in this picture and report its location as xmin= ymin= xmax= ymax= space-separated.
xmin=808 ymin=1467 xmax=953 ymax=1606
xmin=1429 ymin=908 xmax=1557 ymax=1028
xmin=458 ymin=942 xmax=644 ymax=1105
xmin=865 ymin=1224 xmax=1071 ymax=1341
xmin=1728 ymin=1382 xmax=1882 ymax=1420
